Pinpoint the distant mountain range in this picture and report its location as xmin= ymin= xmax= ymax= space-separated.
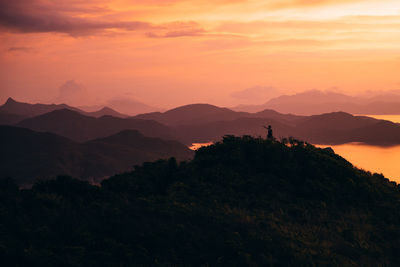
xmin=17 ymin=108 xmax=176 ymax=142
xmin=174 ymin=111 xmax=400 ymax=146
xmin=3 ymin=98 xmax=400 ymax=185
xmin=0 ymin=97 xmax=128 ymax=124
xmin=105 ymin=98 xmax=161 ymax=116
xmin=233 ymin=90 xmax=400 ymax=115
xmin=84 ymin=106 xmax=128 ymax=118
xmin=78 ymin=98 xmax=160 ymax=116
xmin=0 ymin=126 xmax=193 ymax=186
xmin=12 ymin=102 xmax=400 ymax=146
xmin=133 ymin=103 xmax=400 ymax=146
xmin=4 ymin=89 xmax=400 ymax=127
xmin=134 ymin=103 xmax=303 ymax=125
xmin=134 ymin=104 xmax=249 ymax=125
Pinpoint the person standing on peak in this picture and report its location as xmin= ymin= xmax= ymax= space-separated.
xmin=263 ymin=125 xmax=273 ymax=139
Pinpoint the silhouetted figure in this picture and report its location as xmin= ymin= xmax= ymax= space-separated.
xmin=267 ymin=125 xmax=273 ymax=139
xmin=263 ymin=125 xmax=273 ymax=139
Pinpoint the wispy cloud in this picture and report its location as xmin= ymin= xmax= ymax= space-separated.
xmin=0 ymin=0 xmax=216 ymax=38
xmin=231 ymin=86 xmax=282 ymax=103
xmin=267 ymin=0 xmax=365 ymax=9
xmin=0 ymin=0 xmax=153 ymax=36
xmin=54 ymin=80 xmax=88 ymax=105
xmin=8 ymin=46 xmax=32 ymax=52
xmin=146 ymin=22 xmax=206 ymax=38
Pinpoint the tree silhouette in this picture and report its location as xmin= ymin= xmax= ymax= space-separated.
xmin=1 ymin=136 xmax=400 ymax=266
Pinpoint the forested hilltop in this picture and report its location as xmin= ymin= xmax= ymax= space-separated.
xmin=1 ymin=136 xmax=400 ymax=266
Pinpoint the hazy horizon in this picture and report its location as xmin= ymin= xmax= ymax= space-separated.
xmin=3 ymin=87 xmax=400 ymax=112
xmin=1 ymin=0 xmax=400 ymax=108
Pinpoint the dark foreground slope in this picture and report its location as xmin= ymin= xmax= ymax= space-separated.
xmin=0 ymin=126 xmax=192 ymax=186
xmin=1 ymin=136 xmax=399 ymax=266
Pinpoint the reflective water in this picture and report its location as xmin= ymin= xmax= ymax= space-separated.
xmin=318 ymin=143 xmax=400 ymax=183
xmin=189 ymin=142 xmax=213 ymax=150
xmin=358 ymin=114 xmax=400 ymax=123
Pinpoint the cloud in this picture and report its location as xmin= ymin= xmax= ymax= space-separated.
xmin=146 ymin=22 xmax=206 ymax=38
xmin=8 ymin=46 xmax=32 ymax=52
xmin=55 ymin=80 xmax=88 ymax=105
xmin=217 ymin=18 xmax=400 ymax=34
xmin=261 ymin=39 xmax=326 ymax=46
xmin=231 ymin=86 xmax=282 ymax=103
xmin=146 ymin=28 xmax=205 ymax=38
xmin=267 ymin=0 xmax=365 ymax=9
xmin=0 ymin=0 xmax=212 ymax=37
xmin=0 ymin=0 xmax=152 ymax=36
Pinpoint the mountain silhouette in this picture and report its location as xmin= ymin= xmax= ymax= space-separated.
xmin=17 ymin=109 xmax=177 ymax=142
xmin=349 ymin=120 xmax=400 ymax=145
xmin=133 ymin=104 xmax=400 ymax=145
xmin=0 ymin=125 xmax=192 ymax=186
xmin=0 ymin=97 xmax=82 ymax=117
xmin=83 ymin=106 xmax=128 ymax=118
xmin=233 ymin=90 xmax=400 ymax=115
xmin=0 ymin=112 xmax=26 ymax=125
xmin=15 ymin=103 xmax=400 ymax=146
xmin=252 ymin=108 xmax=304 ymax=124
xmin=170 ymin=109 xmax=400 ymax=146
xmin=2 ymin=136 xmax=399 ymax=265
xmin=134 ymin=103 xmax=249 ymax=125
xmin=292 ymin=112 xmax=400 ymax=145
xmin=105 ymin=97 xmax=160 ymax=116
xmin=0 ymin=97 xmax=128 ymax=124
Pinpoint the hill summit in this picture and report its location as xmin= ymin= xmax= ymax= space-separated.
xmin=1 ymin=136 xmax=400 ymax=266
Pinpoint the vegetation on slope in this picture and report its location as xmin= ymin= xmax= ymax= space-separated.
xmin=1 ymin=136 xmax=399 ymax=266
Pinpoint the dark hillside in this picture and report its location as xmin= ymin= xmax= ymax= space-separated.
xmin=84 ymin=106 xmax=128 ymax=118
xmin=2 ymin=136 xmax=399 ymax=266
xmin=0 ymin=112 xmax=26 ymax=125
xmin=0 ymin=97 xmax=81 ymax=117
xmin=17 ymin=109 xmax=177 ymax=142
xmin=293 ymin=112 xmax=400 ymax=145
xmin=0 ymin=97 xmax=128 ymax=119
xmin=0 ymin=126 xmax=192 ymax=186
xmin=252 ymin=109 xmax=304 ymax=124
xmin=135 ymin=103 xmax=248 ymax=125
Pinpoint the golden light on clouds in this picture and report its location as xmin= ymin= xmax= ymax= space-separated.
xmin=0 ymin=0 xmax=399 ymax=107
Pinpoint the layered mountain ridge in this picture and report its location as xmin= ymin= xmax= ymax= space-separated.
xmin=0 ymin=125 xmax=192 ymax=186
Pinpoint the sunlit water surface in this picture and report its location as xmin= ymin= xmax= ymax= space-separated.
xmin=357 ymin=114 xmax=400 ymax=123
xmin=336 ymin=114 xmax=400 ymax=182
xmin=318 ymin=143 xmax=400 ymax=183
xmin=189 ymin=142 xmax=213 ymax=150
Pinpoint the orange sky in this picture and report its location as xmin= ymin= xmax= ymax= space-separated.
xmin=0 ymin=0 xmax=399 ymax=108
